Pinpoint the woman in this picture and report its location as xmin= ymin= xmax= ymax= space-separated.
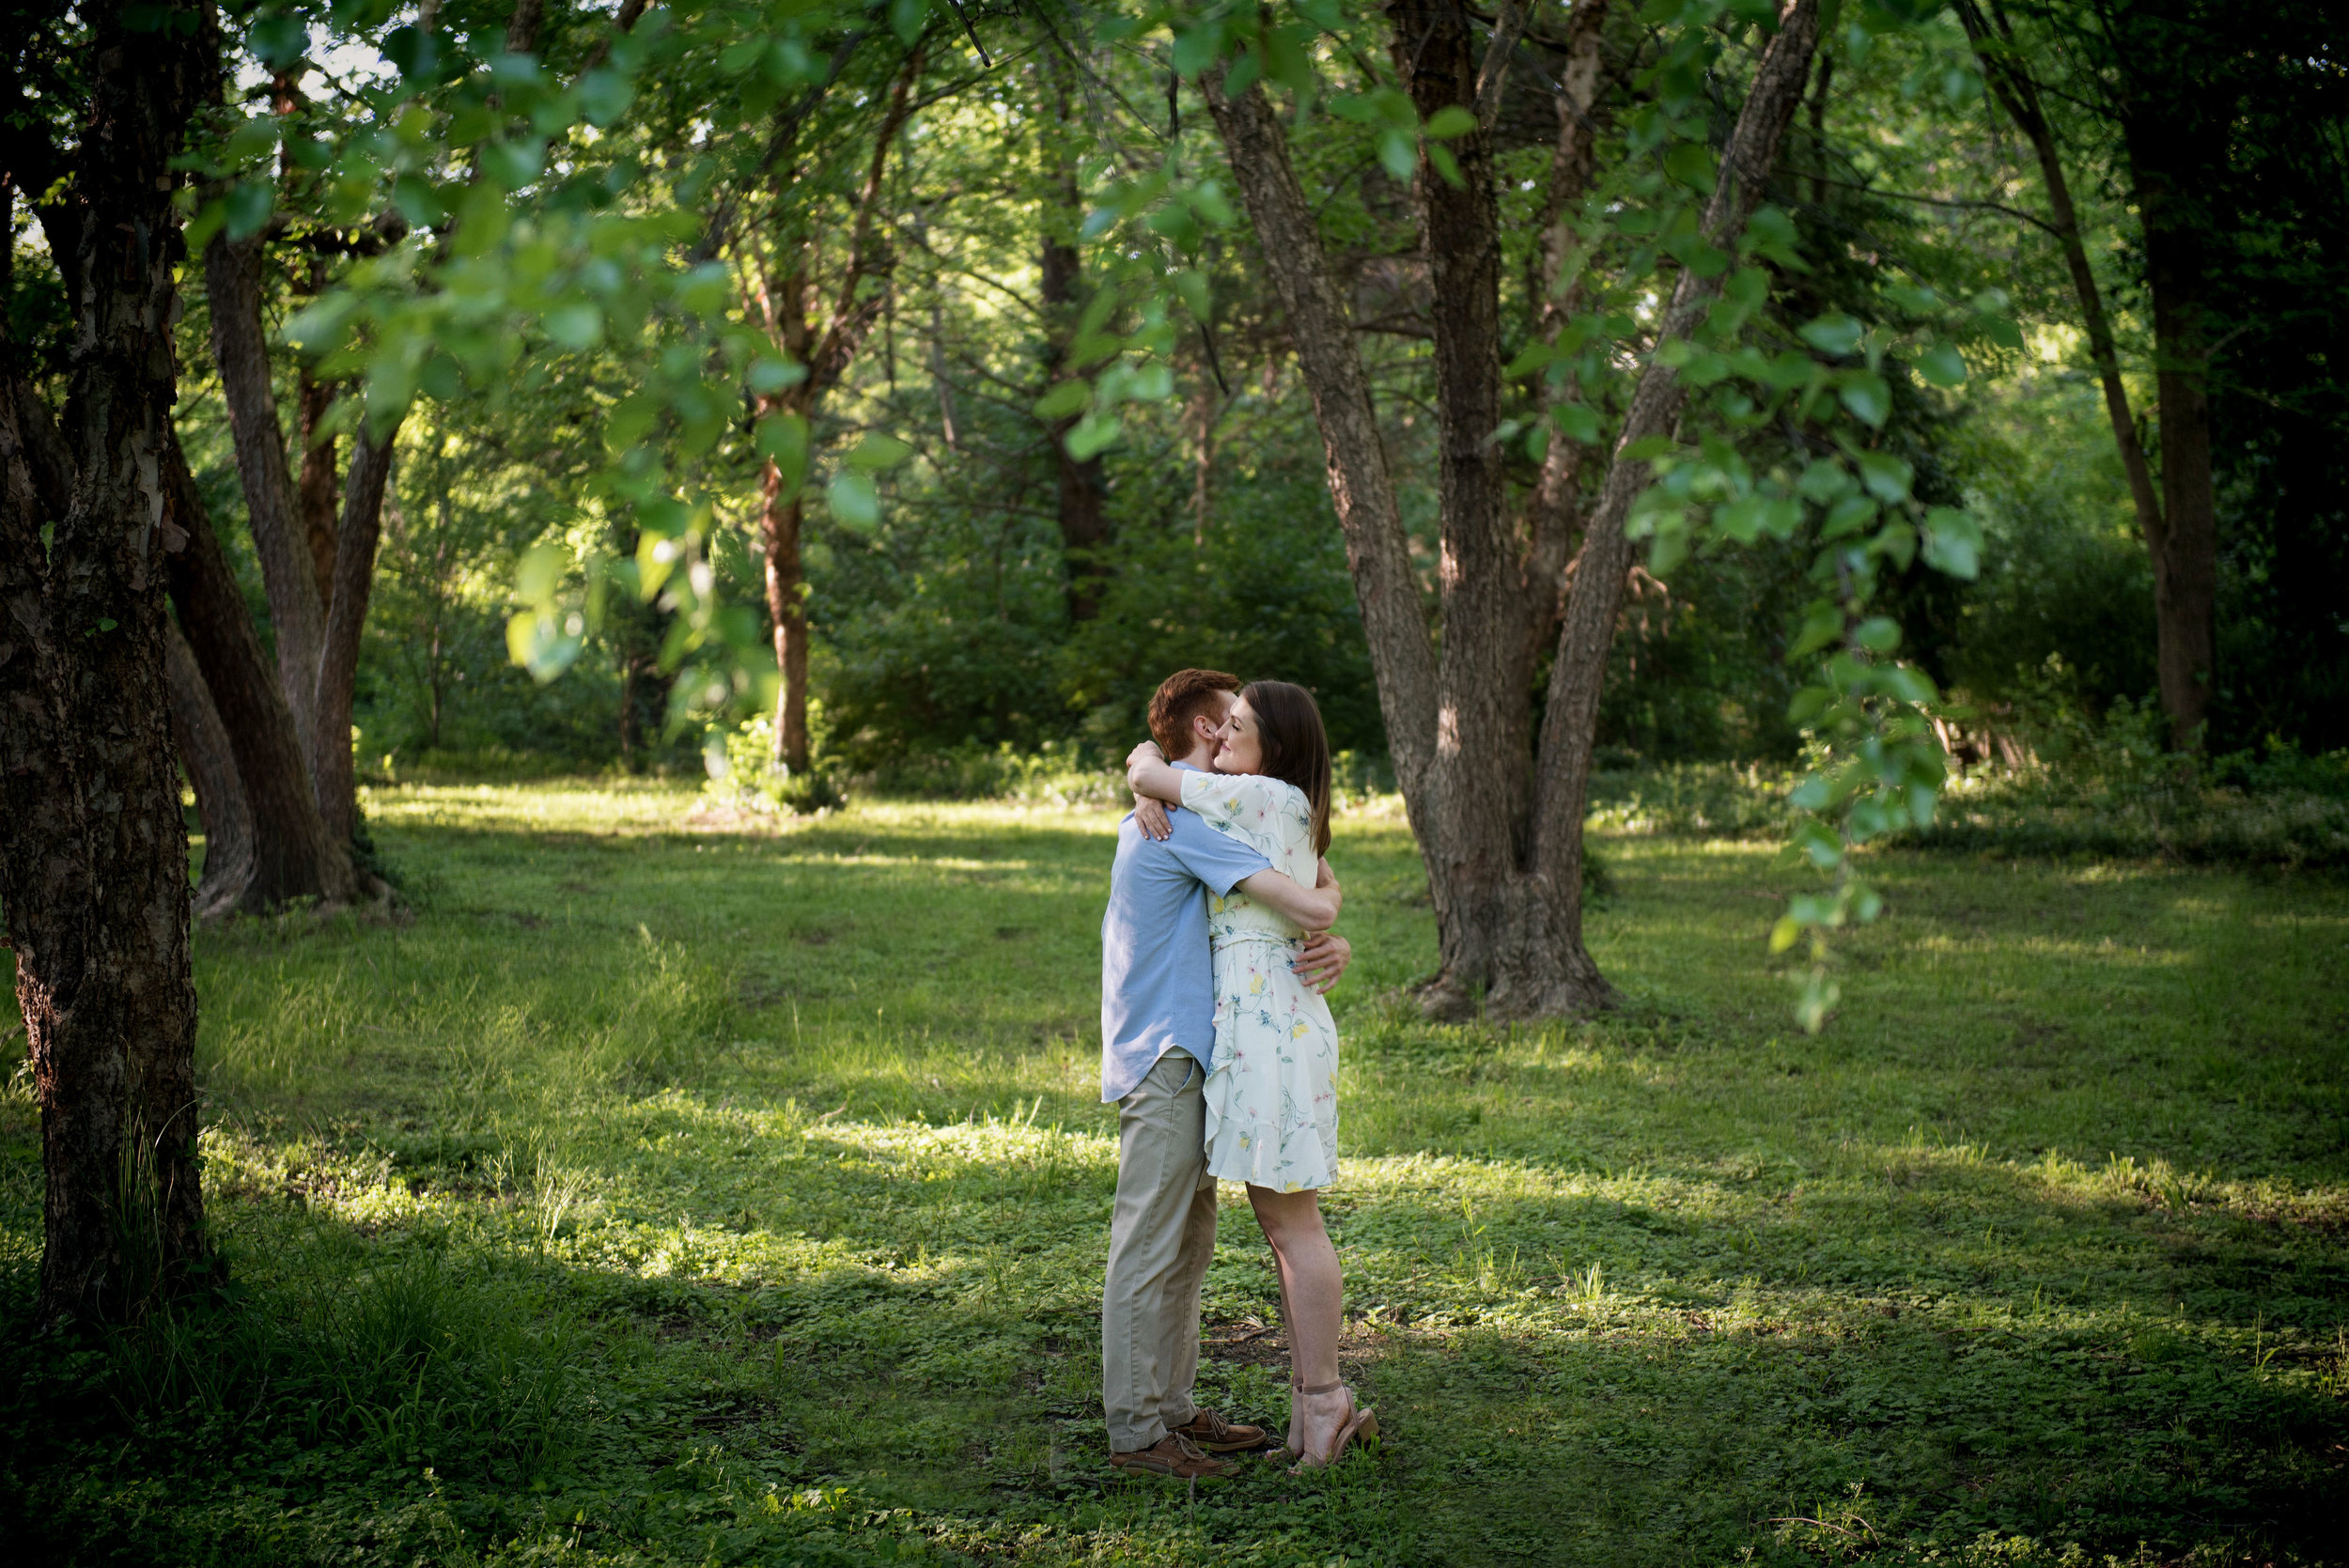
xmin=1126 ymin=680 xmax=1377 ymax=1470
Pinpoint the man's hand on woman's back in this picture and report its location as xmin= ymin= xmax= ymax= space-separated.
xmin=1293 ymin=933 xmax=1351 ymax=994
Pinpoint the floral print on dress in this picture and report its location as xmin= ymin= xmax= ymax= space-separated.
xmin=1179 ymin=770 xmax=1342 ymax=1192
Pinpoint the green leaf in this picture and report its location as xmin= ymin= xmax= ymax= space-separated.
xmin=607 ymin=391 xmax=661 ymax=453
xmin=1624 ymin=434 xmax=1675 ymax=462
xmin=1822 ymin=494 xmax=1877 ymax=539
xmin=393 ymin=174 xmax=447 ymax=230
xmin=748 ymin=357 xmax=805 ymax=396
xmin=1553 ymin=402 xmax=1602 ymax=444
xmin=544 ymin=303 xmax=602 ymax=350
xmin=828 ymin=473 xmax=880 ymax=530
xmin=1839 ymin=371 xmax=1891 ymax=428
xmin=1423 ymin=105 xmax=1476 ymax=139
xmin=889 ymin=0 xmax=927 ymax=46
xmin=1066 ymin=412 xmax=1124 ymax=460
xmin=1855 ymin=451 xmax=1913 ymax=503
xmin=757 ymin=414 xmax=809 ymax=492
xmin=1921 ymin=506 xmax=1982 ymax=579
xmin=847 ymin=433 xmax=914 ymax=471
xmin=1917 ymin=341 xmax=1968 ymax=388
xmin=1798 ymin=312 xmax=1864 ymax=357
xmin=1034 ymin=381 xmax=1090 ymax=421
xmin=1714 ymin=496 xmax=1768 ymax=542
xmin=1983 ymin=315 xmax=2024 ymax=351
xmin=478 ymin=138 xmax=544 ymax=192
xmin=1852 ymin=616 xmax=1902 ymax=654
xmin=1377 ymin=128 xmax=1417 ymax=182
xmin=224 ymin=179 xmax=274 ymax=241
xmin=1426 ymin=144 xmax=1464 ymax=189
xmin=1797 ymin=458 xmax=1849 ymax=502
xmin=1662 ymin=141 xmax=1716 ymax=192
xmin=1172 ymin=22 xmax=1221 ymax=76
xmin=581 ymin=69 xmax=634 ymax=127
xmin=250 ymin=14 xmax=309 ymax=69
xmin=1170 ymin=270 xmax=1211 ymax=322
xmin=1788 ymin=601 xmax=1844 ymax=660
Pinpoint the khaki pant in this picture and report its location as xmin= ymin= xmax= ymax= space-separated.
xmin=1101 ymin=1048 xmax=1217 ymax=1452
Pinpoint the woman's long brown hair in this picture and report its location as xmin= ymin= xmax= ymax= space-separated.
xmin=1238 ymin=680 xmax=1332 ymax=855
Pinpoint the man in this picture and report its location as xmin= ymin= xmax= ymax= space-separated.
xmin=1099 ymin=668 xmax=1352 ymax=1480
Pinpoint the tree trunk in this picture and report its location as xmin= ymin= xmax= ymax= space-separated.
xmin=310 ymin=420 xmax=396 ymax=846
xmin=162 ymin=431 xmax=359 ymax=911
xmin=1200 ymin=71 xmax=1440 ymax=811
xmin=760 ymin=484 xmax=811 ymax=773
xmin=1037 ymin=54 xmax=1110 ymax=622
xmin=1958 ymin=0 xmax=2192 ymax=746
xmin=295 ymin=364 xmax=338 ymax=608
xmin=1390 ymin=0 xmax=1552 ymax=1016
xmin=164 ymin=615 xmax=256 ymax=917
xmin=205 ymin=230 xmax=325 ymax=751
xmin=2123 ymin=106 xmax=2218 ymax=749
xmin=749 ymin=44 xmax=922 ymax=771
xmin=1527 ymin=0 xmax=1822 ymax=1007
xmin=0 ymin=0 xmax=215 ymax=1325
xmin=1041 ymin=226 xmax=1110 ymax=622
xmin=1206 ymin=0 xmax=1818 ymax=1019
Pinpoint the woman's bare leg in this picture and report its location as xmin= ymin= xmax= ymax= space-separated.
xmin=1247 ymin=1185 xmax=1352 ymax=1457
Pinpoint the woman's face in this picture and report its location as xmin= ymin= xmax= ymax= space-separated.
xmin=1213 ymin=697 xmax=1266 ymax=775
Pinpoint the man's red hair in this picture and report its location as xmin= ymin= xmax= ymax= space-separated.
xmin=1148 ymin=668 xmax=1242 ymax=758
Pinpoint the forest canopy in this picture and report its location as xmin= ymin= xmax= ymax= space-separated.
xmin=4 ymin=0 xmax=2332 ymax=800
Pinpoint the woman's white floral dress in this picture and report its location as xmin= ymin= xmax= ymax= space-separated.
xmin=1180 ymin=770 xmax=1341 ymax=1191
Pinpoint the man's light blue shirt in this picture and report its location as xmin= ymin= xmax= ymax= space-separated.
xmin=1099 ymin=763 xmax=1271 ymax=1102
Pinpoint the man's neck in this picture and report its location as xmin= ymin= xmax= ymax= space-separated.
xmin=1174 ymin=745 xmax=1216 ymax=770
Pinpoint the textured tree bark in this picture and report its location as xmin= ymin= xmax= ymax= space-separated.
xmin=205 ymin=230 xmax=325 ymax=749
xmin=1390 ymin=0 xmax=1548 ymax=1016
xmin=1206 ymin=0 xmax=1816 ymax=1018
xmin=1039 ymin=54 xmax=1110 ymax=623
xmin=310 ymin=422 xmax=396 ymax=847
xmin=2123 ymin=108 xmax=2218 ymax=749
xmin=759 ymin=487 xmax=811 ymax=771
xmin=295 ymin=365 xmax=339 ymax=607
xmin=1041 ymin=225 xmax=1111 ymax=621
xmin=1528 ymin=0 xmax=1822 ymax=1011
xmin=164 ymin=615 xmax=256 ymax=917
xmin=163 ymin=433 xmax=359 ymax=912
xmin=0 ymin=0 xmax=215 ymax=1325
xmin=1200 ymin=70 xmax=1440 ymax=812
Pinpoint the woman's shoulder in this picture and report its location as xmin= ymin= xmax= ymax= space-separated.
xmin=1183 ymin=770 xmax=1304 ymax=815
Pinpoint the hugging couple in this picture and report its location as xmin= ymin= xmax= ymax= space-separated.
xmin=1097 ymin=668 xmax=1377 ymax=1480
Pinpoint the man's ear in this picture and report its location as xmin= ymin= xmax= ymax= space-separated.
xmin=1192 ymin=712 xmax=1220 ymax=743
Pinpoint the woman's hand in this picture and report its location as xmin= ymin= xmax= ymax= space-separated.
xmin=1132 ymin=795 xmax=1173 ymax=840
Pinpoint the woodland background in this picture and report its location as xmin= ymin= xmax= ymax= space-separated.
xmin=2 ymin=1 xmax=2346 ymax=1564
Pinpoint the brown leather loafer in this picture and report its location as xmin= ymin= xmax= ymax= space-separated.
xmin=1108 ymin=1433 xmax=1240 ymax=1480
xmin=1170 ymin=1407 xmax=1269 ymax=1452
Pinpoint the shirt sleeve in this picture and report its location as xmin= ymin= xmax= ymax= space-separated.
xmin=1159 ymin=809 xmax=1271 ymax=897
xmin=1178 ymin=770 xmax=1294 ymax=833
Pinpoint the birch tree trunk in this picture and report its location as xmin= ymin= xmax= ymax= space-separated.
xmin=0 ymin=0 xmax=214 ymax=1325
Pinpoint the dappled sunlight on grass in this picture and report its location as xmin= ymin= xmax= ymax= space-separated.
xmin=4 ymin=781 xmax=2344 ymax=1564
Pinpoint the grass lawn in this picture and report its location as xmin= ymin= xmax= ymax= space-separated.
xmin=3 ymin=780 xmax=2345 ymax=1566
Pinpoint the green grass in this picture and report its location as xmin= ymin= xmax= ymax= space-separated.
xmin=3 ymin=780 xmax=2345 ymax=1566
